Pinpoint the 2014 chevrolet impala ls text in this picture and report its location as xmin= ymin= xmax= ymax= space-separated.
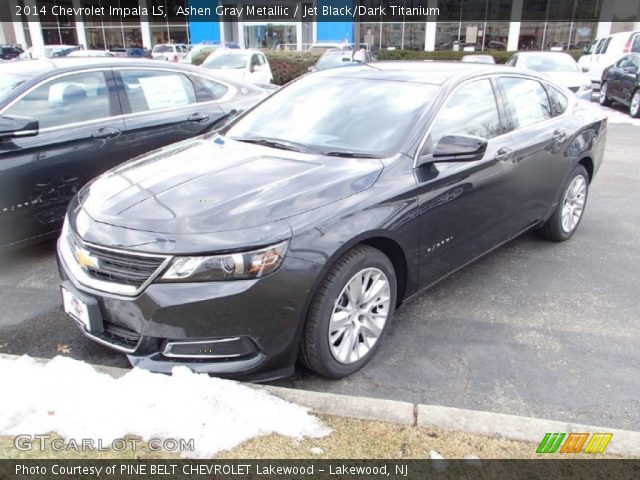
xmin=57 ymin=63 xmax=607 ymax=380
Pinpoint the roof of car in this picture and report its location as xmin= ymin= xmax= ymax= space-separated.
xmin=317 ymin=61 xmax=517 ymax=85
xmin=0 ymin=57 xmax=204 ymax=77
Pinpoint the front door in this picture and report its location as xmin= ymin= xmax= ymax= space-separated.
xmin=0 ymin=70 xmax=124 ymax=248
xmin=416 ymin=77 xmax=518 ymax=287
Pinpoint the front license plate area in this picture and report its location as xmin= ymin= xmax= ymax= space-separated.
xmin=60 ymin=281 xmax=103 ymax=333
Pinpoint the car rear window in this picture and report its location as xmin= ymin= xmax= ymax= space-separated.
xmin=153 ymin=45 xmax=173 ymax=53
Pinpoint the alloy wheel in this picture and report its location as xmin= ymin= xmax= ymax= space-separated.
xmin=599 ymin=83 xmax=608 ymax=105
xmin=631 ymin=91 xmax=640 ymax=118
xmin=328 ymin=268 xmax=391 ymax=364
xmin=561 ymin=175 xmax=587 ymax=233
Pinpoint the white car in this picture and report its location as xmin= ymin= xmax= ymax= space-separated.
xmin=20 ymin=45 xmax=79 ymax=59
xmin=151 ymin=44 xmax=189 ymax=62
xmin=506 ymin=52 xmax=592 ymax=100
xmin=66 ymin=49 xmax=115 ymax=57
xmin=578 ymin=30 xmax=640 ymax=89
xmin=200 ymin=49 xmax=273 ymax=85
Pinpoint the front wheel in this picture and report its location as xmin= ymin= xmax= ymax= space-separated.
xmin=630 ymin=90 xmax=640 ymax=118
xmin=538 ymin=164 xmax=589 ymax=242
xmin=599 ymin=81 xmax=612 ymax=106
xmin=299 ymin=245 xmax=397 ymax=379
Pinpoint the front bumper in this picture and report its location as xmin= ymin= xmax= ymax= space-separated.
xmin=57 ymin=238 xmax=324 ymax=381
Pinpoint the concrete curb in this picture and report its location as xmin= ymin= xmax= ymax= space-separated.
xmin=2 ymin=353 xmax=639 ymax=456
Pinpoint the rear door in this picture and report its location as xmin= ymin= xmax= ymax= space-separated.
xmin=495 ymin=76 xmax=573 ymax=226
xmin=0 ymin=69 xmax=125 ymax=247
xmin=114 ymin=67 xmax=226 ymax=160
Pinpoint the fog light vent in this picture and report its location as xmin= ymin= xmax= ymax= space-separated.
xmin=162 ymin=337 xmax=257 ymax=359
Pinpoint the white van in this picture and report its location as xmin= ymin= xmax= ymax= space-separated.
xmin=578 ymin=30 xmax=640 ymax=89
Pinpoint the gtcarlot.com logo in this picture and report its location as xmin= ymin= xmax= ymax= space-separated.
xmin=14 ymin=434 xmax=195 ymax=452
xmin=536 ymin=432 xmax=613 ymax=454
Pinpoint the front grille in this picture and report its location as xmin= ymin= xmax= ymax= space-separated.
xmin=67 ymin=231 xmax=167 ymax=290
xmin=568 ymin=86 xmax=579 ymax=93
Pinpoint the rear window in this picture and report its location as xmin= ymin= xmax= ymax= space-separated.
xmin=153 ymin=45 xmax=173 ymax=53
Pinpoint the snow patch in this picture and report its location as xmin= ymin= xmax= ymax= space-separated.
xmin=0 ymin=355 xmax=330 ymax=457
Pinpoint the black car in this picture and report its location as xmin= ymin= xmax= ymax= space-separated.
xmin=0 ymin=45 xmax=23 ymax=60
xmin=57 ymin=63 xmax=606 ymax=380
xmin=0 ymin=58 xmax=270 ymax=251
xmin=600 ymin=53 xmax=640 ymax=117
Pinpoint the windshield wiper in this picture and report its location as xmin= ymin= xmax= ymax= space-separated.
xmin=322 ymin=150 xmax=381 ymax=159
xmin=231 ymin=136 xmax=312 ymax=153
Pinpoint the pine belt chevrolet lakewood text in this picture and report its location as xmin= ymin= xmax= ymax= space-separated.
xmin=58 ymin=62 xmax=607 ymax=380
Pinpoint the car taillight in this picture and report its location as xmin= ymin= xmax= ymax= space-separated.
xmin=623 ymin=39 xmax=631 ymax=53
xmin=173 ymin=54 xmax=178 ymax=62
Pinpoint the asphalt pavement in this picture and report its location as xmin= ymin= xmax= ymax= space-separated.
xmin=1 ymin=103 xmax=638 ymax=431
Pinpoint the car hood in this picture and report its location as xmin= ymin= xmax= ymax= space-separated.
xmin=79 ymin=134 xmax=383 ymax=235
xmin=542 ymin=71 xmax=590 ymax=88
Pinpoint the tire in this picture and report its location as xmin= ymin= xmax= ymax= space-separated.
xmin=538 ymin=164 xmax=589 ymax=242
xmin=630 ymin=89 xmax=640 ymax=118
xmin=299 ymin=245 xmax=397 ymax=379
xmin=599 ymin=81 xmax=612 ymax=106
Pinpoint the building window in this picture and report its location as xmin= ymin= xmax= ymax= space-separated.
xmin=150 ymin=0 xmax=189 ymax=45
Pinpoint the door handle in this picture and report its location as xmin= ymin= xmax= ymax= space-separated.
xmin=92 ymin=127 xmax=121 ymax=140
xmin=552 ymin=129 xmax=567 ymax=143
xmin=187 ymin=112 xmax=209 ymax=123
xmin=495 ymin=147 xmax=513 ymax=162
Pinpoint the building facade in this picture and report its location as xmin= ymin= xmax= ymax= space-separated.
xmin=3 ymin=0 xmax=640 ymax=52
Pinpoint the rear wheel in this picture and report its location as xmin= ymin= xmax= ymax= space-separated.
xmin=299 ymin=245 xmax=397 ymax=379
xmin=538 ymin=164 xmax=589 ymax=242
xmin=599 ymin=81 xmax=612 ymax=106
xmin=630 ymin=89 xmax=640 ymax=118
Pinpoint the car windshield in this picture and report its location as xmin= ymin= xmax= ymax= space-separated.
xmin=226 ymin=76 xmax=439 ymax=156
xmin=519 ymin=54 xmax=579 ymax=72
xmin=0 ymin=73 xmax=28 ymax=103
xmin=316 ymin=53 xmax=355 ymax=70
xmin=153 ymin=45 xmax=173 ymax=53
xmin=203 ymin=53 xmax=248 ymax=69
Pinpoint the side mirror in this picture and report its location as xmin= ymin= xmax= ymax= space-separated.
xmin=0 ymin=116 xmax=39 ymax=139
xmin=419 ymin=134 xmax=488 ymax=166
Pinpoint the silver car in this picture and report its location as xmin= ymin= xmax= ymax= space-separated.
xmin=506 ymin=52 xmax=593 ymax=101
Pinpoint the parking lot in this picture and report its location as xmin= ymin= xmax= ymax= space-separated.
xmin=0 ymin=103 xmax=638 ymax=431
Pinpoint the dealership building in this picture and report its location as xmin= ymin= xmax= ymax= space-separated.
xmin=1 ymin=0 xmax=639 ymax=52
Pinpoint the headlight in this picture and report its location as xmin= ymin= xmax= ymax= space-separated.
xmin=160 ymin=241 xmax=289 ymax=282
xmin=579 ymin=84 xmax=592 ymax=91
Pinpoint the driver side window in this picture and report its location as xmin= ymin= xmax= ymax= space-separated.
xmin=424 ymin=79 xmax=501 ymax=155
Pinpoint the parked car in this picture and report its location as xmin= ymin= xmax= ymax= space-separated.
xmin=20 ymin=45 xmax=80 ymax=59
xmin=1 ymin=45 xmax=23 ymax=60
xmin=309 ymin=49 xmax=374 ymax=72
xmin=461 ymin=54 xmax=496 ymax=64
xmin=600 ymin=53 xmax=640 ymax=117
xmin=201 ymin=49 xmax=273 ymax=84
xmin=108 ymin=47 xmax=149 ymax=58
xmin=0 ymin=58 xmax=272 ymax=251
xmin=308 ymin=42 xmax=354 ymax=52
xmin=151 ymin=44 xmax=189 ymax=62
xmin=506 ymin=52 xmax=592 ymax=100
xmin=181 ymin=42 xmax=241 ymax=65
xmin=57 ymin=62 xmax=606 ymax=380
xmin=66 ymin=49 xmax=116 ymax=57
xmin=578 ymin=30 xmax=640 ymax=89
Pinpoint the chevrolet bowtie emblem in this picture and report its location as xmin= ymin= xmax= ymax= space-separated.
xmin=74 ymin=248 xmax=99 ymax=270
